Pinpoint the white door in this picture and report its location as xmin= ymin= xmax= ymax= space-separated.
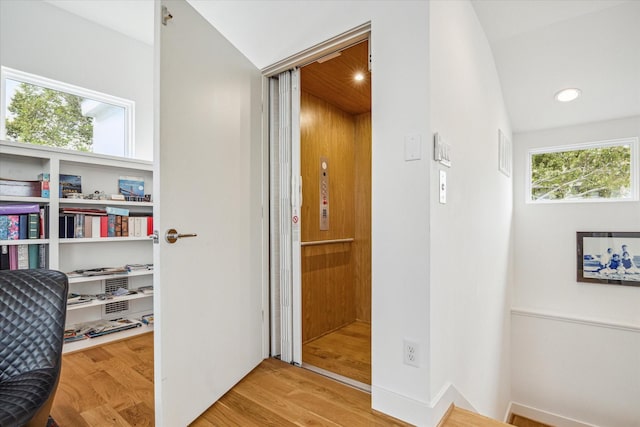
xmin=154 ymin=1 xmax=265 ymax=425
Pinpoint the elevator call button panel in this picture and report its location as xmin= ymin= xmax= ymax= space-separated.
xmin=320 ymin=157 xmax=329 ymax=231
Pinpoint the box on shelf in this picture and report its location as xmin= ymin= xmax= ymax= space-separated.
xmin=0 ymin=178 xmax=41 ymax=197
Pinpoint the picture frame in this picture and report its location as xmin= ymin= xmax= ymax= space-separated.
xmin=577 ymin=231 xmax=640 ymax=287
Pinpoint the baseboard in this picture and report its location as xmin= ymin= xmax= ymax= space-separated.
xmin=372 ymin=382 xmax=474 ymax=427
xmin=507 ymin=402 xmax=600 ymax=427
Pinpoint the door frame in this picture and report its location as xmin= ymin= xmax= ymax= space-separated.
xmin=263 ymin=22 xmax=371 ymax=365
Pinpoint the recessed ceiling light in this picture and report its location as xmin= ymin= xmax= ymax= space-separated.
xmin=354 ymin=73 xmax=364 ymax=82
xmin=555 ymin=88 xmax=581 ymax=102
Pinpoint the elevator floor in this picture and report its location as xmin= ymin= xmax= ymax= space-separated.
xmin=302 ymin=320 xmax=371 ymax=385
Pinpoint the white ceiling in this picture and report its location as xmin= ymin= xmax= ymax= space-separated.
xmin=471 ymin=0 xmax=640 ymax=133
xmin=43 ymin=0 xmax=640 ymax=134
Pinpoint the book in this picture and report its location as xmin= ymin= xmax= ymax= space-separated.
xmin=100 ymin=216 xmax=108 ymax=237
xmin=92 ymin=216 xmax=101 ymax=238
xmin=0 ymin=245 xmax=9 ymax=270
xmin=58 ymin=215 xmax=75 ymax=239
xmin=17 ymin=244 xmax=28 ymax=269
xmin=107 ymin=214 xmax=116 ymax=237
xmin=28 ymin=213 xmax=39 ymax=239
xmin=84 ymin=215 xmax=92 ymax=238
xmin=38 ymin=244 xmax=47 ymax=268
xmin=128 ymin=217 xmax=135 ymax=238
xmin=115 ymin=215 xmax=122 ymax=237
xmin=59 ymin=174 xmax=82 ymax=197
xmin=74 ymin=214 xmax=85 ymax=238
xmin=147 ymin=217 xmax=153 ymax=236
xmin=122 ymin=216 xmax=128 ymax=237
xmin=7 ymin=215 xmax=19 ymax=240
xmin=141 ymin=313 xmax=154 ymax=325
xmin=60 ymin=207 xmax=106 ymax=215
xmin=118 ymin=176 xmax=145 ymax=197
xmin=39 ymin=207 xmax=49 ymax=239
xmin=0 ymin=216 xmax=7 ymax=240
xmin=105 ymin=206 xmax=129 ymax=216
xmin=9 ymin=245 xmax=18 ymax=269
xmin=38 ymin=173 xmax=50 ymax=198
xmin=19 ymin=214 xmax=28 ymax=240
xmin=0 ymin=204 xmax=41 ymax=215
xmin=28 ymin=244 xmax=38 ymax=269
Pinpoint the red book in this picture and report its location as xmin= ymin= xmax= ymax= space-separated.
xmin=147 ymin=217 xmax=153 ymax=237
xmin=100 ymin=216 xmax=108 ymax=237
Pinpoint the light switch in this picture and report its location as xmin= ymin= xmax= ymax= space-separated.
xmin=439 ymin=170 xmax=447 ymax=204
xmin=404 ymin=134 xmax=421 ymax=161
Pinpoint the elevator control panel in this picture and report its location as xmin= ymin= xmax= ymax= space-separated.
xmin=319 ymin=157 xmax=329 ymax=230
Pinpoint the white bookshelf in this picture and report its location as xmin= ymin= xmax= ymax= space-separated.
xmin=63 ymin=324 xmax=154 ymax=353
xmin=0 ymin=140 xmax=154 ymax=352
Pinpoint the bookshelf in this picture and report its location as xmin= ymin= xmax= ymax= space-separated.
xmin=0 ymin=140 xmax=154 ymax=352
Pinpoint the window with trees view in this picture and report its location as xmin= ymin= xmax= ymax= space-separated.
xmin=1 ymin=67 xmax=134 ymax=158
xmin=528 ymin=138 xmax=638 ymax=203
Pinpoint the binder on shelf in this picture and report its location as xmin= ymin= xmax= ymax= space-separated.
xmin=39 ymin=207 xmax=49 ymax=239
xmin=0 ymin=216 xmax=7 ymax=240
xmin=17 ymin=244 xmax=28 ymax=269
xmin=28 ymin=213 xmax=39 ymax=239
xmin=100 ymin=216 xmax=108 ymax=237
xmin=91 ymin=216 xmax=101 ymax=238
xmin=107 ymin=214 xmax=116 ymax=237
xmin=9 ymin=245 xmax=18 ymax=269
xmin=28 ymin=244 xmax=38 ymax=269
xmin=74 ymin=214 xmax=85 ymax=238
xmin=18 ymin=215 xmax=28 ymax=240
xmin=7 ymin=215 xmax=19 ymax=240
xmin=0 ymin=245 xmax=8 ymax=270
xmin=38 ymin=244 xmax=47 ymax=269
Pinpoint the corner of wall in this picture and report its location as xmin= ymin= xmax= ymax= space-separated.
xmin=372 ymin=382 xmax=475 ymax=427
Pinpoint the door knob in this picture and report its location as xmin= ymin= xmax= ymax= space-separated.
xmin=165 ymin=228 xmax=197 ymax=244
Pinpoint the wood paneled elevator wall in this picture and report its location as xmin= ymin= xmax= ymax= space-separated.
xmin=300 ymin=91 xmax=371 ymax=343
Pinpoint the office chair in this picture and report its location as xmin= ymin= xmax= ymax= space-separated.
xmin=0 ymin=269 xmax=68 ymax=427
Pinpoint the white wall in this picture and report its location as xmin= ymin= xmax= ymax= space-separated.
xmin=512 ymin=116 xmax=640 ymax=426
xmin=429 ymin=0 xmax=513 ymax=421
xmin=0 ymin=0 xmax=153 ymax=160
xmin=197 ymin=1 xmax=513 ymax=424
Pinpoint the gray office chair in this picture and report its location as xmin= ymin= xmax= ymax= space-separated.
xmin=0 ymin=269 xmax=68 ymax=427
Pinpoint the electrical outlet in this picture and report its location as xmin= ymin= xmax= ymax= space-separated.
xmin=403 ymin=339 xmax=420 ymax=367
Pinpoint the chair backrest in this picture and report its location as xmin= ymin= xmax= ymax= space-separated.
xmin=0 ymin=270 xmax=68 ymax=381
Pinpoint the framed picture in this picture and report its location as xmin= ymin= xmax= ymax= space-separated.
xmin=577 ymin=231 xmax=640 ymax=287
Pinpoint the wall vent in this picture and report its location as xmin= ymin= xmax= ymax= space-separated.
xmin=104 ymin=277 xmax=129 ymax=316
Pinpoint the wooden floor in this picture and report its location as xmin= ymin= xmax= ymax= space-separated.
xmin=440 ymin=406 xmax=511 ymax=427
xmin=51 ymin=332 xmax=155 ymax=426
xmin=192 ymin=358 xmax=410 ymax=426
xmin=302 ymin=320 xmax=371 ymax=384
xmin=509 ymin=414 xmax=552 ymax=427
xmin=51 ymin=332 xmax=408 ymax=426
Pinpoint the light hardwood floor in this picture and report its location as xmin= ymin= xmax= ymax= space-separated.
xmin=302 ymin=320 xmax=371 ymax=385
xmin=51 ymin=332 xmax=155 ymax=426
xmin=440 ymin=406 xmax=511 ymax=427
xmin=51 ymin=332 xmax=409 ymax=426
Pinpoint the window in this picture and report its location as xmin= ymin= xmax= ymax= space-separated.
xmin=1 ymin=66 xmax=134 ymax=157
xmin=528 ymin=138 xmax=638 ymax=203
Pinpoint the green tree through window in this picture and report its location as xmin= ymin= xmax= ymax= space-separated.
xmin=5 ymin=81 xmax=93 ymax=151
xmin=531 ymin=144 xmax=632 ymax=201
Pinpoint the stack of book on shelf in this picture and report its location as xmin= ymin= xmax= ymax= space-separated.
xmin=59 ymin=206 xmax=153 ymax=238
xmin=66 ymin=266 xmax=129 ymax=278
xmin=0 ymin=204 xmax=49 ymax=270
xmin=64 ymin=318 xmax=143 ymax=343
xmin=65 ymin=284 xmax=153 ymax=306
